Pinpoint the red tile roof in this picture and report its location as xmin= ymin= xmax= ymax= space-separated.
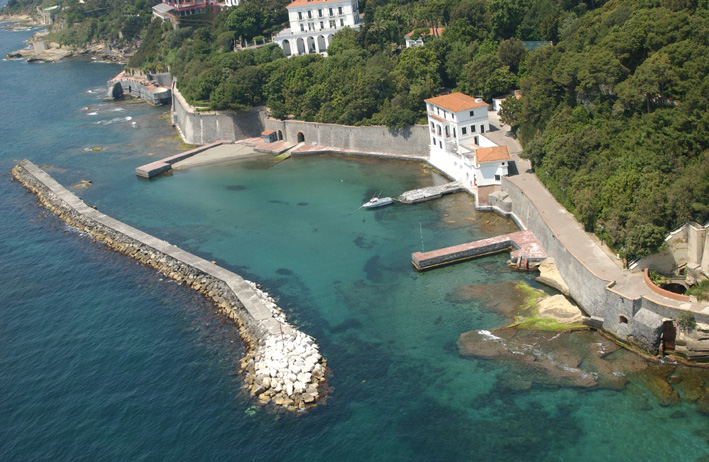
xmin=425 ymin=92 xmax=488 ymax=112
xmin=476 ymin=146 xmax=510 ymax=163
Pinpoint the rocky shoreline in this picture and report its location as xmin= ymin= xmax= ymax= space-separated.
xmin=454 ymin=280 xmax=709 ymax=413
xmin=3 ymin=24 xmax=129 ymax=63
xmin=11 ymin=160 xmax=327 ymax=411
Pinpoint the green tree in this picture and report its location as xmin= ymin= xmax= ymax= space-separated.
xmin=497 ymin=37 xmax=526 ymax=74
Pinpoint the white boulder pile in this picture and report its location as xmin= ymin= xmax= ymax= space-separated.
xmin=242 ymin=281 xmax=327 ymax=410
xmin=244 ymin=330 xmax=327 ymax=409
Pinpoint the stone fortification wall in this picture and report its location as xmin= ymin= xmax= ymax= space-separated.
xmin=170 ymin=84 xmax=429 ymax=156
xmin=108 ymin=78 xmax=171 ymax=106
xmin=171 ymin=86 xmax=266 ymax=145
xmin=12 ymin=160 xmax=327 ymax=410
xmin=264 ymin=119 xmax=430 ymax=157
xmin=500 ymin=177 xmax=692 ymax=353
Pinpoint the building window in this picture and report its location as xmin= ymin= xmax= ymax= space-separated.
xmin=340 ymin=18 xmax=344 ymax=26
xmin=330 ymin=20 xmax=336 ymax=28
xmin=495 ymin=174 xmax=501 ymax=181
xmin=432 ymin=137 xmax=435 ymax=145
xmin=308 ymin=10 xmax=312 ymax=18
xmin=298 ymin=12 xmax=302 ymax=20
xmin=471 ymin=125 xmax=476 ymax=132
xmin=437 ymin=126 xmax=441 ymax=136
xmin=619 ymin=315 xmax=628 ymax=324
xmin=474 ymin=136 xmax=478 ymax=145
xmin=320 ymin=21 xmax=324 ymax=29
xmin=462 ymin=127 xmax=467 ymax=135
xmin=430 ymin=122 xmax=435 ymax=132
xmin=308 ymin=22 xmax=314 ymax=30
xmin=481 ymin=125 xmax=485 ymax=133
xmin=439 ymin=140 xmax=442 ymax=148
xmin=318 ymin=9 xmax=322 ymax=17
xmin=445 ymin=126 xmax=449 ymax=137
xmin=329 ymin=7 xmax=333 ymax=15
xmin=300 ymin=24 xmax=304 ymax=32
xmin=453 ymin=127 xmax=456 ymax=138
xmin=469 ymin=110 xmax=475 ymax=116
xmin=338 ymin=6 xmax=343 ymax=14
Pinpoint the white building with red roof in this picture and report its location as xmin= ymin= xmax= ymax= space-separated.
xmin=273 ymin=0 xmax=361 ymax=57
xmin=425 ymin=92 xmax=509 ymax=187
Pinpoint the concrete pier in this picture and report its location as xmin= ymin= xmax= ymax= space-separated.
xmin=136 ymin=141 xmax=231 ymax=178
xmin=13 ymin=160 xmax=327 ymax=410
xmin=412 ymin=230 xmax=546 ymax=271
xmin=398 ymin=181 xmax=464 ymax=204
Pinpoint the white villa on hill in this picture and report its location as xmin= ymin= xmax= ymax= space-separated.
xmin=425 ymin=92 xmax=509 ymax=187
xmin=273 ymin=0 xmax=361 ymax=57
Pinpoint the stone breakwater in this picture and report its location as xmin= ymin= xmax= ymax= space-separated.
xmin=11 ymin=160 xmax=327 ymax=410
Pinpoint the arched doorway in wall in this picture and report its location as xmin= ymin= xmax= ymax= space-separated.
xmin=297 ymin=38 xmax=306 ymax=55
xmin=297 ymin=132 xmax=305 ymax=143
xmin=307 ymin=37 xmax=316 ymax=53
xmin=282 ymin=40 xmax=292 ymax=57
xmin=277 ymin=130 xmax=283 ymax=140
xmin=317 ymin=35 xmax=327 ymax=52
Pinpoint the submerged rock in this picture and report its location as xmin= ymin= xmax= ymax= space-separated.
xmin=71 ymin=179 xmax=93 ymax=190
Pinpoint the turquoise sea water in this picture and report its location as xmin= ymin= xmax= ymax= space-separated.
xmin=1 ymin=19 xmax=709 ymax=461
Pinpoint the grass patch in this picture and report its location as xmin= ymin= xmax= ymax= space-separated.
xmin=511 ymin=316 xmax=587 ymax=331
xmin=515 ymin=281 xmax=547 ymax=311
xmin=507 ymin=282 xmax=588 ymax=331
xmin=686 ymin=280 xmax=709 ymax=302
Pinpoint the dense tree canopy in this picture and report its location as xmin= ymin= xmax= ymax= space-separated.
xmin=511 ymin=0 xmax=709 ymax=260
xmin=126 ymin=0 xmax=589 ymax=125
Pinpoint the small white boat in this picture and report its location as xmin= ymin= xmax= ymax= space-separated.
xmin=362 ymin=196 xmax=393 ymax=209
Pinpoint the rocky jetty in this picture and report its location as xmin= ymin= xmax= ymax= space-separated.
xmin=11 ymin=160 xmax=327 ymax=411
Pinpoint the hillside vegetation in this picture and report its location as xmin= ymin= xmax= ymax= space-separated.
xmin=129 ymin=0 xmax=589 ymax=126
xmin=2 ymin=0 xmax=156 ymax=48
xmin=505 ymin=0 xmax=709 ymax=260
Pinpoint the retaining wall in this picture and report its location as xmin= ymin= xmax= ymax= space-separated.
xmin=171 ymin=86 xmax=266 ymax=145
xmin=502 ymin=177 xmax=709 ymax=353
xmin=264 ymin=119 xmax=430 ymax=157
xmin=12 ymin=160 xmax=327 ymax=410
xmin=170 ymin=85 xmax=430 ymax=156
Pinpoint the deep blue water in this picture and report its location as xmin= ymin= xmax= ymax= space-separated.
xmin=1 ymin=17 xmax=709 ymax=462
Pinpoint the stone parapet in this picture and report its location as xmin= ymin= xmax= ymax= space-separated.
xmin=501 ymin=176 xmax=709 ymax=356
xmin=12 ymin=160 xmax=327 ymax=410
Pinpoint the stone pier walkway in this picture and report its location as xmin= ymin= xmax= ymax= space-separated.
xmin=487 ymin=112 xmax=707 ymax=314
xmin=412 ymin=230 xmax=546 ymax=270
xmin=398 ymin=181 xmax=464 ymax=204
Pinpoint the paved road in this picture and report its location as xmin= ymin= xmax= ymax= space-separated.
xmin=486 ymin=112 xmax=707 ymax=314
